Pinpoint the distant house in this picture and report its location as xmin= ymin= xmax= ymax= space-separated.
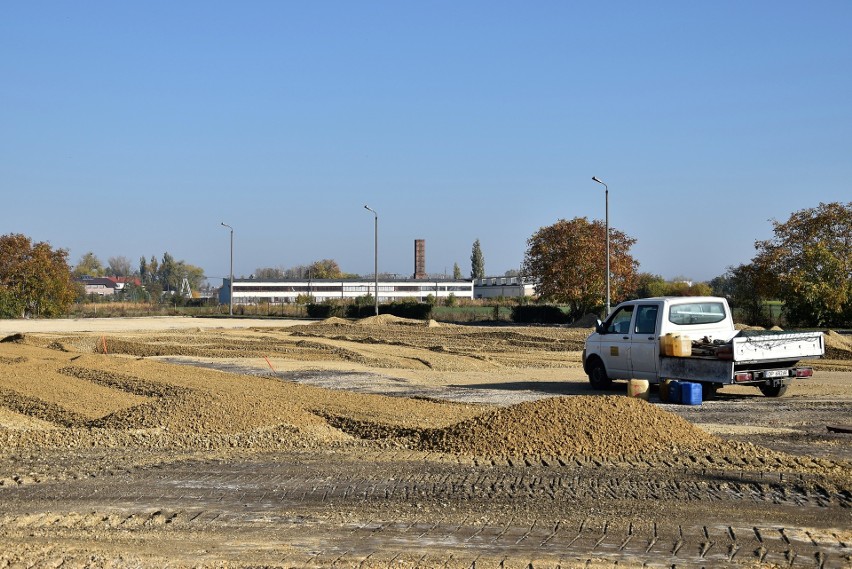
xmin=77 ymin=276 xmax=141 ymax=297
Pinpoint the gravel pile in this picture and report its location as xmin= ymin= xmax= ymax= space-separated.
xmin=420 ymin=396 xmax=720 ymax=459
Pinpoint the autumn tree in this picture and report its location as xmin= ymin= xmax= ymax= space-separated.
xmin=73 ymin=251 xmax=104 ymax=277
xmin=309 ymin=259 xmax=343 ymax=279
xmin=0 ymin=233 xmax=77 ymax=318
xmin=470 ymin=239 xmax=485 ymax=279
xmin=752 ymin=202 xmax=852 ymax=327
xmin=523 ymin=217 xmax=638 ymax=320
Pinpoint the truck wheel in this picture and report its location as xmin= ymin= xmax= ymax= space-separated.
xmin=587 ymin=359 xmax=612 ymax=390
xmin=759 ymin=384 xmax=788 ymax=397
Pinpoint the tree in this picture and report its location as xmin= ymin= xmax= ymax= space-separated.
xmin=634 ymin=273 xmax=668 ymax=298
xmin=106 ymin=256 xmax=132 ymax=277
xmin=452 ymin=263 xmax=462 ymax=280
xmin=309 ymin=259 xmax=343 ymax=279
xmin=255 ymin=267 xmax=285 ymax=280
xmin=523 ymin=217 xmax=638 ymax=320
xmin=721 ymin=263 xmax=772 ymax=326
xmin=73 ymin=252 xmax=104 ymax=278
xmin=0 ymin=233 xmax=77 ymax=317
xmin=470 ymin=239 xmax=485 ymax=279
xmin=752 ymin=201 xmax=852 ymax=327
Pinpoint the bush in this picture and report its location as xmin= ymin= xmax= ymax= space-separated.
xmin=306 ymin=303 xmax=347 ymax=318
xmin=511 ymin=305 xmax=570 ymax=324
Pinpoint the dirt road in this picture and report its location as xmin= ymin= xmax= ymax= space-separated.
xmin=0 ymin=316 xmax=850 ymax=568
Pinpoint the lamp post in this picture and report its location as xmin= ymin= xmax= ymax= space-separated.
xmin=363 ymin=205 xmax=379 ymax=316
xmin=220 ymin=222 xmax=234 ymax=316
xmin=591 ymin=176 xmax=610 ymax=316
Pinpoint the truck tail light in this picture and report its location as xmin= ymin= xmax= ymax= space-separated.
xmin=795 ymin=368 xmax=813 ymax=378
xmin=734 ymin=372 xmax=753 ymax=383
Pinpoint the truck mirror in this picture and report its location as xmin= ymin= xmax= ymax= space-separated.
xmin=595 ymin=319 xmax=604 ymax=334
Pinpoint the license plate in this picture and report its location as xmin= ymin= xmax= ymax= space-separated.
xmin=764 ymin=369 xmax=788 ymax=378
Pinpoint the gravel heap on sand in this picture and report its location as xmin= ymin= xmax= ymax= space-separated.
xmin=357 ymin=314 xmax=427 ymax=326
xmin=567 ymin=314 xmax=599 ymax=328
xmin=420 ymin=396 xmax=720 ymax=459
xmin=317 ymin=317 xmax=352 ymax=326
xmin=824 ymin=330 xmax=852 ymax=359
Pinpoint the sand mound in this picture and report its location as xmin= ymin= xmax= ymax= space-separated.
xmin=357 ymin=314 xmax=425 ymax=326
xmin=824 ymin=330 xmax=852 ymax=359
xmin=317 ymin=317 xmax=352 ymax=326
xmin=420 ymin=396 xmax=719 ymax=459
xmin=568 ymin=314 xmax=599 ymax=328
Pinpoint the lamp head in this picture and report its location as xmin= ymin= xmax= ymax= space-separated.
xmin=592 ymin=176 xmax=602 ymax=184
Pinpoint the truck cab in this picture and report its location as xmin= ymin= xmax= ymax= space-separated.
xmin=584 ymin=297 xmax=735 ymax=385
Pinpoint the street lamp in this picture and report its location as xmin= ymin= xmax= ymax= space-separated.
xmin=220 ymin=222 xmax=234 ymax=316
xmin=591 ymin=176 xmax=610 ymax=316
xmin=363 ymin=205 xmax=379 ymax=316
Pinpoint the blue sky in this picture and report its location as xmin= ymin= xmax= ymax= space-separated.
xmin=2 ymin=2 xmax=850 ymax=284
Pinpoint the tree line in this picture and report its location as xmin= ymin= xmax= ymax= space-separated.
xmin=521 ymin=201 xmax=851 ymax=327
xmin=1 ymin=201 xmax=849 ymax=325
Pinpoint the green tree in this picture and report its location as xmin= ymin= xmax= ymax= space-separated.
xmin=0 ymin=233 xmax=77 ymax=317
xmin=73 ymin=251 xmax=104 ymax=278
xmin=523 ymin=217 xmax=638 ymax=320
xmin=752 ymin=201 xmax=852 ymax=327
xmin=452 ymin=263 xmax=462 ymax=280
xmin=470 ymin=239 xmax=485 ymax=279
xmin=139 ymin=257 xmax=149 ymax=284
xmin=634 ymin=273 xmax=668 ymax=298
xmin=722 ymin=263 xmax=773 ymax=326
xmin=158 ymin=252 xmax=179 ymax=292
xmin=309 ymin=259 xmax=343 ymax=279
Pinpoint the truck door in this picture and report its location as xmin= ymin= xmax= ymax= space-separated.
xmin=630 ymin=304 xmax=660 ymax=381
xmin=599 ymin=305 xmax=634 ymax=379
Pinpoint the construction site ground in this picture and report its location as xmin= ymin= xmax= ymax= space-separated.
xmin=0 ymin=316 xmax=850 ymax=569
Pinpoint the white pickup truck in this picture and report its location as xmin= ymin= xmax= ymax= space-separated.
xmin=582 ymin=296 xmax=824 ymax=397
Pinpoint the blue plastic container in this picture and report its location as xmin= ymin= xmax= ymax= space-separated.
xmin=668 ymin=381 xmax=682 ymax=404
xmin=680 ymin=382 xmax=703 ymax=406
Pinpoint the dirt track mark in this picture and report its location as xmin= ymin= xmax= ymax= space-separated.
xmin=58 ymin=366 xmax=189 ymax=398
xmin=2 ymin=455 xmax=850 ymax=568
xmin=0 ymin=389 xmax=89 ymax=428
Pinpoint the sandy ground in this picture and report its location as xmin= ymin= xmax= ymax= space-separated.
xmin=0 ymin=315 xmax=850 ymax=568
xmin=0 ymin=316 xmax=311 ymax=334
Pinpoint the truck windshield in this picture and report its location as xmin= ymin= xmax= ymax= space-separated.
xmin=668 ymin=302 xmax=726 ymax=325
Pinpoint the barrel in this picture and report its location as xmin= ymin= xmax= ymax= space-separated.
xmin=627 ymin=379 xmax=650 ymax=400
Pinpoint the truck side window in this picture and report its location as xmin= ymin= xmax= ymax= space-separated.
xmin=634 ymin=305 xmax=658 ymax=335
xmin=605 ymin=306 xmax=634 ymax=335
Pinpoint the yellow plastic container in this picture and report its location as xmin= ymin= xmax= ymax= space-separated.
xmin=672 ymin=335 xmax=692 ymax=357
xmin=627 ymin=379 xmax=650 ymax=400
xmin=660 ymin=334 xmax=674 ymax=356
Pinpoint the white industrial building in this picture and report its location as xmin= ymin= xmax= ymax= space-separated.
xmin=473 ymin=276 xmax=536 ymax=299
xmin=219 ymin=278 xmax=474 ymax=305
